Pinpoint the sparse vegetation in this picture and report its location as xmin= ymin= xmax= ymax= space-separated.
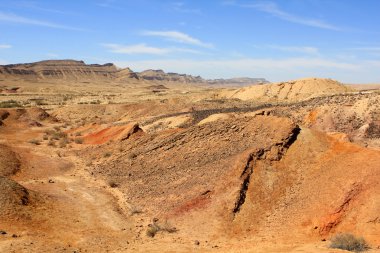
xmin=129 ymin=206 xmax=143 ymax=215
xmin=330 ymin=233 xmax=370 ymax=252
xmin=48 ymin=140 xmax=56 ymax=147
xmin=90 ymin=100 xmax=101 ymax=104
xmin=58 ymin=138 xmax=69 ymax=148
xmin=108 ymin=180 xmax=118 ymax=188
xmin=128 ymin=152 xmax=137 ymax=159
xmin=28 ymin=139 xmax=41 ymax=145
xmin=74 ymin=138 xmax=84 ymax=144
xmin=146 ymin=219 xmax=177 ymax=238
xmin=146 ymin=223 xmax=160 ymax=238
xmin=103 ymin=152 xmax=112 ymax=158
xmin=0 ymin=100 xmax=22 ymax=108
xmin=45 ymin=128 xmax=68 ymax=141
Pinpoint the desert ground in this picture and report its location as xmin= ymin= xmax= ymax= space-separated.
xmin=0 ymin=60 xmax=379 ymax=252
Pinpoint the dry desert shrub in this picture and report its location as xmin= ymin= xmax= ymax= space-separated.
xmin=108 ymin=180 xmax=118 ymax=188
xmin=0 ymin=100 xmax=22 ymax=108
xmin=58 ymin=137 xmax=69 ymax=148
xmin=146 ymin=219 xmax=177 ymax=238
xmin=129 ymin=205 xmax=143 ymax=216
xmin=103 ymin=152 xmax=112 ymax=158
xmin=146 ymin=223 xmax=160 ymax=238
xmin=330 ymin=233 xmax=370 ymax=252
xmin=28 ymin=139 xmax=41 ymax=145
xmin=74 ymin=138 xmax=83 ymax=144
xmin=48 ymin=140 xmax=56 ymax=147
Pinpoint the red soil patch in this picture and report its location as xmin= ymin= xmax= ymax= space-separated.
xmin=83 ymin=123 xmax=143 ymax=144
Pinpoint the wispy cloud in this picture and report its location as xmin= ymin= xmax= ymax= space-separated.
xmin=46 ymin=53 xmax=59 ymax=58
xmin=11 ymin=1 xmax=76 ymax=15
xmin=141 ymin=30 xmax=213 ymax=48
xmin=102 ymin=43 xmax=202 ymax=55
xmin=225 ymin=1 xmax=340 ymax=31
xmin=172 ymin=2 xmax=202 ymax=15
xmin=0 ymin=44 xmax=12 ymax=49
xmin=0 ymin=12 xmax=83 ymax=30
xmin=95 ymin=0 xmax=123 ymax=10
xmin=265 ymin=45 xmax=319 ymax=54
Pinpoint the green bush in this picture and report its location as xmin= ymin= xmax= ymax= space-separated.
xmin=330 ymin=233 xmax=370 ymax=252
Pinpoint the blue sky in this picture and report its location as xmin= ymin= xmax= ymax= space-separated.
xmin=0 ymin=0 xmax=380 ymax=82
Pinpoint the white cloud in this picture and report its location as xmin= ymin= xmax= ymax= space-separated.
xmin=226 ymin=1 xmax=340 ymax=31
xmin=267 ymin=45 xmax=319 ymax=54
xmin=0 ymin=44 xmax=12 ymax=49
xmin=103 ymin=43 xmax=169 ymax=55
xmin=102 ymin=43 xmax=202 ymax=55
xmin=172 ymin=2 xmax=202 ymax=15
xmin=141 ymin=30 xmax=213 ymax=48
xmin=46 ymin=53 xmax=59 ymax=58
xmin=0 ymin=12 xmax=82 ymax=30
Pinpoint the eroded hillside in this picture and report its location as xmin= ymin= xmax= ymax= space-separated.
xmin=0 ymin=62 xmax=379 ymax=252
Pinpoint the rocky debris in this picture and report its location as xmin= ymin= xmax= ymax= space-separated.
xmin=270 ymin=91 xmax=380 ymax=147
xmin=0 ymin=176 xmax=31 ymax=217
xmin=0 ymin=144 xmax=21 ymax=177
xmin=92 ymin=116 xmax=298 ymax=217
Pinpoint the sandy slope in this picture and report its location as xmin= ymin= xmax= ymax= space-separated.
xmin=222 ymin=78 xmax=353 ymax=102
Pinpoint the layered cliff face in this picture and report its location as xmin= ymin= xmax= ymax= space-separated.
xmin=0 ymin=60 xmax=269 ymax=86
xmin=0 ymin=61 xmax=205 ymax=83
xmin=138 ymin=69 xmax=204 ymax=83
xmin=0 ymin=60 xmax=122 ymax=81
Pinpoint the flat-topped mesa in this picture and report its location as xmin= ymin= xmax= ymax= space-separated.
xmin=0 ymin=60 xmax=121 ymax=81
xmin=0 ymin=59 xmax=269 ymax=85
xmin=137 ymin=69 xmax=204 ymax=83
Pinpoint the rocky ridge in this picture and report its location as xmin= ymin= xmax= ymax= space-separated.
xmin=0 ymin=60 xmax=267 ymax=85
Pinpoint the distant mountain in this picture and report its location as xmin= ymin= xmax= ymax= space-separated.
xmin=0 ymin=60 xmax=120 ymax=81
xmin=0 ymin=60 xmax=267 ymax=85
xmin=138 ymin=69 xmax=204 ymax=83
xmin=207 ymin=77 xmax=269 ymax=86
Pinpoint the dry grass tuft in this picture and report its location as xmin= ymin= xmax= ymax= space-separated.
xmin=330 ymin=233 xmax=370 ymax=252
